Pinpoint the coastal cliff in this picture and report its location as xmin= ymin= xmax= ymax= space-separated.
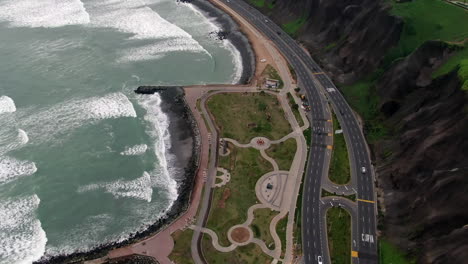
xmin=251 ymin=0 xmax=402 ymax=83
xmin=246 ymin=0 xmax=468 ymax=262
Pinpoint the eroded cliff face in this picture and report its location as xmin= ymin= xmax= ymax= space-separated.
xmin=248 ymin=1 xmax=467 ymax=262
xmin=257 ymin=0 xmax=403 ymax=83
xmin=374 ymin=41 xmax=468 ymax=264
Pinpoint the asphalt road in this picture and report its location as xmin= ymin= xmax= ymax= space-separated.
xmin=216 ymin=1 xmax=379 ymax=263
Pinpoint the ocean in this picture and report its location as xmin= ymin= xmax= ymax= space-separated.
xmin=0 ymin=0 xmax=243 ymax=263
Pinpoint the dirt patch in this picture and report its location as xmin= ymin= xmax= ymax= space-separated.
xmin=217 ymin=188 xmax=231 ymax=208
xmin=231 ymin=227 xmax=250 ymax=243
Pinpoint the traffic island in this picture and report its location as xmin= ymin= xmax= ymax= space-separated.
xmin=326 ymin=207 xmax=351 ymax=264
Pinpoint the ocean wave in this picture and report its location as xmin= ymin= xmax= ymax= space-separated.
xmin=223 ymin=39 xmax=243 ymax=84
xmin=0 ymin=195 xmax=47 ymax=264
xmin=136 ymin=94 xmax=178 ymax=202
xmin=0 ymin=0 xmax=90 ymax=28
xmin=0 ymin=96 xmax=16 ymax=114
xmin=83 ymin=0 xmax=211 ymax=62
xmin=78 ymin=171 xmax=153 ymax=202
xmin=0 ymin=129 xmax=30 ymax=156
xmin=17 ymin=92 xmax=136 ymax=145
xmin=0 ymin=156 xmax=37 ymax=185
xmin=120 ymin=144 xmax=148 ymax=156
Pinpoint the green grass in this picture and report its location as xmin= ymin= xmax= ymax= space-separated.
xmin=251 ymin=208 xmax=278 ymax=249
xmin=433 ymin=45 xmax=468 ymax=91
xmin=276 ymin=214 xmax=288 ymax=256
xmin=206 ymin=146 xmax=273 ymax=246
xmin=341 ymin=76 xmax=389 ymax=143
xmin=380 ymin=239 xmax=415 ymax=264
xmin=263 ymin=64 xmax=284 ymax=89
xmin=282 ymin=16 xmax=307 ymax=37
xmin=287 ymin=92 xmax=304 ymax=127
xmin=207 ymin=93 xmax=292 ymax=143
xmin=202 ymin=235 xmax=273 ymax=264
xmin=329 ymin=112 xmax=351 ymax=184
xmin=265 ymin=138 xmax=297 ymax=171
xmin=321 ymin=189 xmax=356 ymax=202
xmin=168 ymin=229 xmax=194 ymax=264
xmin=386 ymin=0 xmax=468 ymax=65
xmin=303 ymin=127 xmax=311 ymax=145
xmin=327 ymin=207 xmax=351 ymax=264
xmin=288 ymin=63 xmax=297 ymax=81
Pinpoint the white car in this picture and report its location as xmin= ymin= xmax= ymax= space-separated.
xmin=361 ymin=166 xmax=366 ymax=173
xmin=317 ymin=255 xmax=323 ymax=264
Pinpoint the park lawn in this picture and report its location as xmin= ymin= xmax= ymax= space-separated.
xmin=287 ymin=92 xmax=304 ymax=127
xmin=387 ymin=0 xmax=468 ymax=63
xmin=327 ymin=207 xmax=351 ymax=264
xmin=380 ymin=239 xmax=415 ymax=264
xmin=202 ymin=235 xmax=273 ymax=264
xmin=207 ymin=93 xmax=292 ymax=143
xmin=321 ymin=189 xmax=356 ymax=202
xmin=168 ymin=229 xmax=194 ymax=264
xmin=251 ymin=208 xmax=278 ymax=250
xmin=276 ymin=213 xmax=288 ymax=257
xmin=265 ymin=137 xmax=297 ymax=171
xmin=329 ymin=112 xmax=351 ymax=184
xmin=262 ymin=64 xmax=284 ymax=89
xmin=206 ymin=146 xmax=273 ymax=246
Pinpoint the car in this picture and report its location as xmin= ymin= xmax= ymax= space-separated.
xmin=361 ymin=166 xmax=366 ymax=173
xmin=317 ymin=255 xmax=323 ymax=264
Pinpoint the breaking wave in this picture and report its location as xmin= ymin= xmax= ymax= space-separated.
xmin=0 ymin=156 xmax=37 ymax=185
xmin=0 ymin=96 xmax=16 ymax=114
xmin=0 ymin=195 xmax=47 ymax=264
xmin=0 ymin=0 xmax=90 ymax=28
xmin=17 ymin=92 xmax=136 ymax=144
xmin=120 ymin=144 xmax=148 ymax=156
xmin=78 ymin=172 xmax=153 ymax=202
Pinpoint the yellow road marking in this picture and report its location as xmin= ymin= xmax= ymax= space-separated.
xmin=326 ymin=145 xmax=333 ymax=150
xmin=351 ymin=251 xmax=359 ymax=258
xmin=357 ymin=198 xmax=375 ymax=204
xmin=328 ymin=133 xmax=332 ymax=137
xmin=327 ymin=119 xmax=332 ymax=122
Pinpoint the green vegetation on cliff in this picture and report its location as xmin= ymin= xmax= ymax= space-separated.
xmin=387 ymin=0 xmax=468 ymax=64
xmin=282 ymin=16 xmax=307 ymax=37
xmin=379 ymin=239 xmax=415 ymax=264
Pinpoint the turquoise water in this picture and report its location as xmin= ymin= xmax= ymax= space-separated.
xmin=0 ymin=0 xmax=240 ymax=263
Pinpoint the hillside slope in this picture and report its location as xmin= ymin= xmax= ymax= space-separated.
xmin=246 ymin=0 xmax=468 ymax=263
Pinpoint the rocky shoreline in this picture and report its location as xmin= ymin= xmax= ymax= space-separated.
xmin=34 ymin=87 xmax=200 ymax=264
xmin=33 ymin=1 xmax=256 ymax=262
xmin=181 ymin=0 xmax=255 ymax=84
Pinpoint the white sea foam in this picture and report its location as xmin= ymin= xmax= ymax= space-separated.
xmin=224 ymin=39 xmax=243 ymax=84
xmin=17 ymin=92 xmax=136 ymax=144
xmin=0 ymin=156 xmax=37 ymax=185
xmin=82 ymin=0 xmax=210 ymax=62
xmin=137 ymin=94 xmax=178 ymax=202
xmin=78 ymin=172 xmax=153 ymax=202
xmin=0 ymin=96 xmax=16 ymax=114
xmin=120 ymin=144 xmax=148 ymax=156
xmin=0 ymin=0 xmax=90 ymax=28
xmin=0 ymin=195 xmax=47 ymax=264
xmin=0 ymin=129 xmax=30 ymax=156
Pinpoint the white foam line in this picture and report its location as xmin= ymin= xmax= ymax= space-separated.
xmin=0 ymin=156 xmax=37 ymax=185
xmin=120 ymin=144 xmax=148 ymax=156
xmin=0 ymin=0 xmax=90 ymax=28
xmin=0 ymin=195 xmax=47 ymax=264
xmin=137 ymin=94 xmax=178 ymax=202
xmin=0 ymin=96 xmax=16 ymax=114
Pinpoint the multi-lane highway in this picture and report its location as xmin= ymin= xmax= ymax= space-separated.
xmin=214 ymin=0 xmax=379 ymax=263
